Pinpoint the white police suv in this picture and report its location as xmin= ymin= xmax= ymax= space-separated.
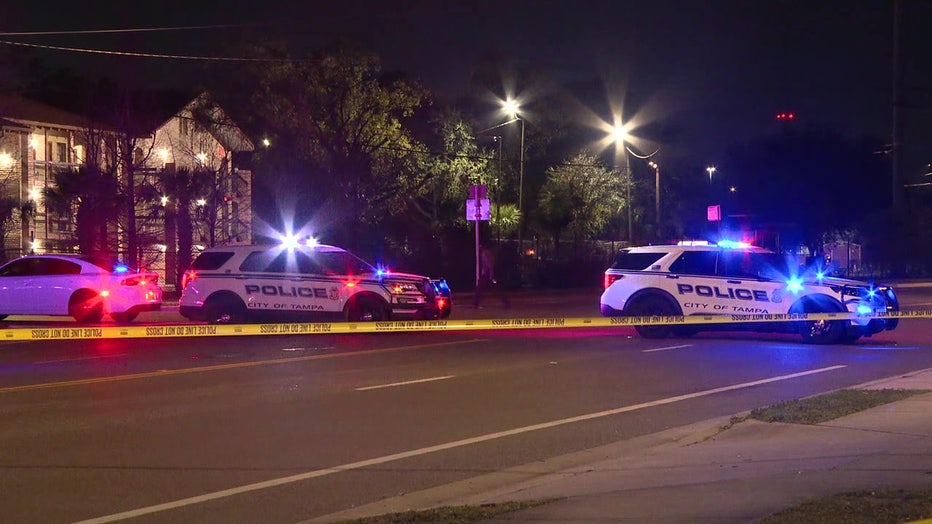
xmin=179 ymin=241 xmax=452 ymax=324
xmin=600 ymin=241 xmax=899 ymax=344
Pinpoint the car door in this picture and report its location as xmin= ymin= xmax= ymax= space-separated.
xmin=715 ymin=251 xmax=779 ymax=314
xmin=0 ymin=258 xmax=39 ymax=315
xmin=30 ymin=258 xmax=84 ymax=315
xmin=665 ymin=250 xmax=722 ymax=316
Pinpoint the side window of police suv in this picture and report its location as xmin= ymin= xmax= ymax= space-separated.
xmin=239 ymin=250 xmax=326 ymax=275
xmin=667 ymin=251 xmax=717 ymax=276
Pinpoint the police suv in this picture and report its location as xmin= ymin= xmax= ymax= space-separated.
xmin=600 ymin=241 xmax=899 ymax=344
xmin=179 ymin=242 xmax=452 ymax=324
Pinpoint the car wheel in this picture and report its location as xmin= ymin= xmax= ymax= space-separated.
xmin=204 ymin=296 xmax=247 ymax=324
xmin=626 ymin=295 xmax=676 ymax=339
xmin=347 ymin=296 xmax=388 ymax=322
xmin=69 ymin=291 xmax=104 ymax=323
xmin=111 ymin=312 xmax=138 ymax=324
xmin=799 ymin=312 xmax=845 ymax=344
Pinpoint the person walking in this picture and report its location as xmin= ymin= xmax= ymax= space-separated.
xmin=474 ymin=243 xmax=510 ymax=308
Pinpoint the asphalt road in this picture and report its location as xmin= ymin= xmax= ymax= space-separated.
xmin=0 ymin=288 xmax=930 ymax=523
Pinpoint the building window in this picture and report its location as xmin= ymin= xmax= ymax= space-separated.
xmin=56 ymin=143 xmax=68 ymax=163
xmin=180 ymin=118 xmax=189 ymax=136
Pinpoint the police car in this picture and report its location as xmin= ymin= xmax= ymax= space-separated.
xmin=179 ymin=241 xmax=452 ymax=324
xmin=600 ymin=241 xmax=899 ymax=344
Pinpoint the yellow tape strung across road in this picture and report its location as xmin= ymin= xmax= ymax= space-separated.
xmin=2 ymin=309 xmax=931 ymax=341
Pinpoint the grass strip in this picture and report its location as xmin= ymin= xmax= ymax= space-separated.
xmin=334 ymin=499 xmax=558 ymax=523
xmin=756 ymin=488 xmax=932 ymax=523
xmin=749 ymin=388 xmax=927 ymax=425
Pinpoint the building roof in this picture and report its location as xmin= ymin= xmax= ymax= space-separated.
xmin=0 ymin=92 xmax=100 ymax=130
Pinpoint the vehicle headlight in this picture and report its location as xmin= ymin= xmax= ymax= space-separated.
xmin=386 ymin=281 xmax=420 ymax=294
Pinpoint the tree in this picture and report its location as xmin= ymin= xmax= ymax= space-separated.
xmin=406 ymin=110 xmax=494 ymax=232
xmin=248 ymin=43 xmax=427 ymax=250
xmin=42 ymin=166 xmax=122 ymax=258
xmin=537 ymin=152 xmax=624 ymax=254
xmin=156 ymin=167 xmax=212 ymax=285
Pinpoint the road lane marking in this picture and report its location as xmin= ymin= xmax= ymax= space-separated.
xmin=642 ymin=344 xmax=693 ymax=353
xmin=75 ymin=364 xmax=847 ymax=523
xmin=356 ymin=375 xmax=455 ymax=391
xmin=0 ymin=339 xmax=485 ymax=395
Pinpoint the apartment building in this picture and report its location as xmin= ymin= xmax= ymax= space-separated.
xmin=0 ymin=91 xmax=255 ymax=289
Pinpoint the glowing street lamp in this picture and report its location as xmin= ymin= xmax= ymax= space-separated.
xmin=706 ymin=165 xmax=717 ymax=182
xmin=610 ymin=124 xmax=634 ymax=244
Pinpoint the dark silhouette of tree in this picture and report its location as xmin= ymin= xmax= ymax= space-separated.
xmin=247 ymin=43 xmax=427 ymax=251
xmin=143 ymin=167 xmax=212 ymax=286
xmin=41 ymin=166 xmax=121 ymax=258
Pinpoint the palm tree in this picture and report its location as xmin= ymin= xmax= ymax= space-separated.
xmin=158 ymin=167 xmax=213 ymax=285
xmin=42 ymin=166 xmax=122 ymax=258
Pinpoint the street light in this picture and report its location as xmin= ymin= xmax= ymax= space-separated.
xmin=610 ymin=124 xmax=633 ymax=244
xmin=648 ymin=160 xmax=660 ymax=238
xmin=502 ymin=100 xmax=526 ymax=227
xmin=706 ymin=165 xmax=717 ymax=182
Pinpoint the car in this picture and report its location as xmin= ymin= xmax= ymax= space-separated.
xmin=0 ymin=254 xmax=163 ymax=323
xmin=600 ymin=240 xmax=899 ymax=344
xmin=178 ymin=241 xmax=452 ymax=324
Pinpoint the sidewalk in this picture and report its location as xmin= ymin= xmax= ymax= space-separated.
xmin=316 ymin=369 xmax=932 ymax=523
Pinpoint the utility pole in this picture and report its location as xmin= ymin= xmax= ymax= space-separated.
xmin=892 ymin=0 xmax=905 ymax=211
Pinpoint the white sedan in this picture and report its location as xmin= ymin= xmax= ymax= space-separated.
xmin=0 ymin=254 xmax=163 ymax=323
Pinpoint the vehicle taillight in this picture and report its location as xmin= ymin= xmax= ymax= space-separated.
xmin=121 ymin=274 xmax=159 ymax=286
xmin=603 ymin=273 xmax=623 ymax=289
xmin=181 ymin=270 xmax=197 ymax=289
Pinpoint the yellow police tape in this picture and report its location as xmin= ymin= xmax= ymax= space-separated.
xmin=2 ymin=309 xmax=931 ymax=341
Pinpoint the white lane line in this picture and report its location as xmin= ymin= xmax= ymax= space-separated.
xmin=36 ymin=353 xmax=128 ymax=364
xmin=75 ymin=364 xmax=846 ymax=524
xmin=642 ymin=344 xmax=693 ymax=353
xmin=356 ymin=375 xmax=456 ymax=391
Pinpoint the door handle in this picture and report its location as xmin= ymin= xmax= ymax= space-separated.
xmin=727 ymin=279 xmax=742 ymax=284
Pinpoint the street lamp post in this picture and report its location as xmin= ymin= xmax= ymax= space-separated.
xmin=610 ymin=125 xmax=633 ymax=244
xmin=503 ymin=100 xmax=525 ymax=253
xmin=706 ymin=165 xmax=716 ymax=182
xmin=649 ymin=160 xmax=660 ymax=239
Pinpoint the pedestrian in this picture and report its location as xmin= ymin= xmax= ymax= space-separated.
xmin=474 ymin=243 xmax=510 ymax=308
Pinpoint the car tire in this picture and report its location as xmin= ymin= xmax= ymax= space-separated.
xmin=347 ymin=296 xmax=388 ymax=322
xmin=626 ymin=295 xmax=676 ymax=339
xmin=69 ymin=291 xmax=104 ymax=323
xmin=204 ymin=296 xmax=247 ymax=324
xmin=111 ymin=312 xmax=138 ymax=324
xmin=797 ymin=306 xmax=845 ymax=344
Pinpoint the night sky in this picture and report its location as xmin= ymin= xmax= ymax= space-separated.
xmin=2 ymin=0 xmax=930 ymax=179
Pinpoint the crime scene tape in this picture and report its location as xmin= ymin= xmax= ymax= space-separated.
xmin=2 ymin=309 xmax=931 ymax=341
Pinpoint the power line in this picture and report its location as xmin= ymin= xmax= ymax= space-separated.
xmin=0 ymin=24 xmax=247 ymax=36
xmin=0 ymin=39 xmax=294 ymax=62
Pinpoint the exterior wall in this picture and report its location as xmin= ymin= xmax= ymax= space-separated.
xmin=132 ymin=99 xmax=253 ymax=290
xmin=0 ymin=125 xmax=87 ymax=261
